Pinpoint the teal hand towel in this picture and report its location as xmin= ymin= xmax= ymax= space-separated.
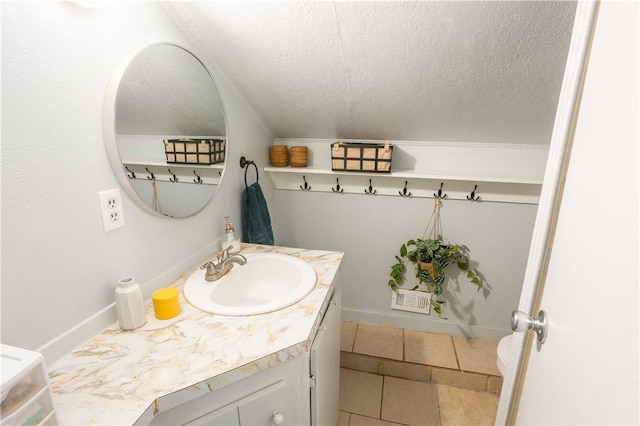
xmin=241 ymin=182 xmax=274 ymax=245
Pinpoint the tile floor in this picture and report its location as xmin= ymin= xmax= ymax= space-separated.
xmin=338 ymin=322 xmax=502 ymax=426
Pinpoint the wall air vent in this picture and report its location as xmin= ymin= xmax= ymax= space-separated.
xmin=391 ymin=289 xmax=432 ymax=314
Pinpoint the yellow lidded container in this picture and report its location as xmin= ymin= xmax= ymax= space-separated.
xmin=152 ymin=287 xmax=181 ymax=320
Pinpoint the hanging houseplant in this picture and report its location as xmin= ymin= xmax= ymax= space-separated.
xmin=388 ymin=198 xmax=485 ymax=316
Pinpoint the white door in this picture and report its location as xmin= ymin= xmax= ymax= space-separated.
xmin=497 ymin=1 xmax=639 ymax=424
xmin=310 ymin=289 xmax=341 ymax=426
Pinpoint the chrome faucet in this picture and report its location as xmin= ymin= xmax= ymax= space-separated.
xmin=201 ymin=247 xmax=247 ymax=281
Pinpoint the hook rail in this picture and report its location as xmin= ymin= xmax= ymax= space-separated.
xmin=122 ymin=162 xmax=222 ymax=186
xmin=262 ymin=168 xmax=542 ymax=204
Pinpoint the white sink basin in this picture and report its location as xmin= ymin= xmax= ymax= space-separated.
xmin=184 ymin=253 xmax=317 ymax=316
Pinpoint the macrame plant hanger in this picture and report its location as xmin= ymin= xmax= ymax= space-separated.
xmin=423 ymin=198 xmax=443 ymax=241
xmin=420 ymin=197 xmax=446 ymax=305
xmin=151 ymin=179 xmax=163 ymax=214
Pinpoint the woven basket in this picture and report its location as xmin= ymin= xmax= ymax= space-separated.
xmin=270 ymin=145 xmax=288 ymax=167
xmin=164 ymin=138 xmax=225 ymax=165
xmin=331 ymin=141 xmax=393 ymax=173
xmin=290 ymin=146 xmax=308 ymax=168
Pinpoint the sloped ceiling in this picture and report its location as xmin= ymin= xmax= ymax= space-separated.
xmin=167 ymin=1 xmax=576 ymax=145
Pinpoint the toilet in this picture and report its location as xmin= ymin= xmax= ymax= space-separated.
xmin=496 ymin=334 xmax=513 ymax=376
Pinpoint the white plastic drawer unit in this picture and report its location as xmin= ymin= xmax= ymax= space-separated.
xmin=1 ymin=344 xmax=58 ymax=426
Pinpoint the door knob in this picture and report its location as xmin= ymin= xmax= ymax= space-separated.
xmin=273 ymin=412 xmax=284 ymax=425
xmin=511 ymin=310 xmax=548 ymax=343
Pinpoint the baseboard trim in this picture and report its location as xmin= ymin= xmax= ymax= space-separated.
xmin=38 ymin=239 xmax=221 ymax=366
xmin=341 ymin=308 xmax=509 ymax=342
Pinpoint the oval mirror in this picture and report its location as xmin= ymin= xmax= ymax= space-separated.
xmin=103 ymin=43 xmax=227 ymax=218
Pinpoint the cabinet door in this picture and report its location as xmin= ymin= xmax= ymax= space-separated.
xmin=185 ymin=403 xmax=239 ymax=426
xmin=237 ymin=381 xmax=298 ymax=425
xmin=152 ymin=398 xmax=239 ymax=426
xmin=310 ymin=289 xmax=341 ymax=426
xmin=151 ymin=356 xmax=305 ymax=426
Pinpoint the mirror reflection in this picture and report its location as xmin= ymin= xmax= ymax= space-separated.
xmin=112 ymin=43 xmax=226 ymax=218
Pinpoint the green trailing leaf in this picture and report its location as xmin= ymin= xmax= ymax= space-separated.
xmin=388 ymin=279 xmax=398 ymax=290
xmin=388 ymin=236 xmax=488 ymax=317
xmin=430 ymin=299 xmax=442 ymax=315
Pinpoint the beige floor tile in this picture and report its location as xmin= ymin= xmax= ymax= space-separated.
xmin=353 ymin=323 xmax=404 ymax=360
xmin=338 ymin=410 xmax=351 ymax=426
xmin=381 ymin=376 xmax=441 ymax=425
xmin=339 ymin=368 xmax=383 ymax=418
xmin=341 ymin=352 xmax=380 ymax=374
xmin=349 ymin=414 xmax=407 ymax=426
xmin=379 ymin=359 xmax=432 ymax=382
xmin=452 ymin=337 xmax=500 ymax=376
xmin=487 ymin=376 xmax=503 ymax=395
xmin=405 ymin=330 xmax=458 ymax=369
xmin=431 ymin=367 xmax=488 ymax=392
xmin=341 ymin=321 xmax=358 ymax=352
xmin=437 ymin=384 xmax=498 ymax=426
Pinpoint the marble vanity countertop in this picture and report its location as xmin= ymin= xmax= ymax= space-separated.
xmin=48 ymin=244 xmax=344 ymax=425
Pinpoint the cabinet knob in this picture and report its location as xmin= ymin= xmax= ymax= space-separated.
xmin=273 ymin=411 xmax=284 ymax=425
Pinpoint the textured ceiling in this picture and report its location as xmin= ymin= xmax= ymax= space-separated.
xmin=167 ymin=1 xmax=576 ymax=145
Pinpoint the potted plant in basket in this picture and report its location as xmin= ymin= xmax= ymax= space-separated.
xmin=388 ymin=236 xmax=484 ymax=316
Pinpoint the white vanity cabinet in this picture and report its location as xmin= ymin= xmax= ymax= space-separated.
xmin=149 ymin=288 xmax=341 ymax=426
xmin=151 ymin=355 xmax=307 ymax=426
xmin=310 ymin=295 xmax=341 ymax=426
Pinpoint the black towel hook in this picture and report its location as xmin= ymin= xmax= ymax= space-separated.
xmin=399 ymin=181 xmax=412 ymax=197
xmin=168 ymin=169 xmax=178 ymax=183
xmin=332 ymin=178 xmax=344 ymax=193
xmin=193 ymin=170 xmax=203 ymax=184
xmin=467 ymin=185 xmax=480 ymax=201
xmin=434 ymin=182 xmax=447 ymax=199
xmin=125 ymin=166 xmax=136 ymax=179
xmin=145 ymin=167 xmax=155 ymax=181
xmin=300 ymin=176 xmax=311 ymax=191
xmin=240 ymin=156 xmax=259 ymax=187
xmin=364 ymin=179 xmax=377 ymax=195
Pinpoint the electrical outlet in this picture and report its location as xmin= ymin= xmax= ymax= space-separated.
xmin=98 ymin=188 xmax=125 ymax=232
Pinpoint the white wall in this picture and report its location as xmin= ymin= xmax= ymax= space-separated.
xmin=273 ymin=142 xmax=543 ymax=340
xmin=0 ymin=2 xmax=274 ymax=364
xmin=0 ymin=2 xmax=543 ymax=362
